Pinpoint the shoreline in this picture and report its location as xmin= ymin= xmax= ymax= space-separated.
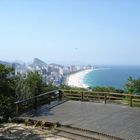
xmin=66 ymin=69 xmax=93 ymax=88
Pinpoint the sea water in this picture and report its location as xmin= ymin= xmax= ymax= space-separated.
xmin=83 ymin=66 xmax=140 ymax=89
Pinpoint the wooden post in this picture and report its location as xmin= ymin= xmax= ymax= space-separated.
xmin=98 ymin=93 xmax=100 ymax=102
xmin=16 ymin=103 xmax=19 ymax=116
xmin=58 ymin=90 xmax=63 ymax=101
xmin=129 ymin=94 xmax=132 ymax=107
xmin=34 ymin=97 xmax=37 ymax=109
xmin=104 ymin=94 xmax=107 ymax=104
xmin=81 ymin=92 xmax=84 ymax=101
xmin=48 ymin=95 xmax=51 ymax=104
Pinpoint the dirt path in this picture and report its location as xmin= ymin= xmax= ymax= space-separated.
xmin=0 ymin=123 xmax=70 ymax=140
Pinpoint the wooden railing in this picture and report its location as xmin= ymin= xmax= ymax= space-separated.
xmin=15 ymin=89 xmax=140 ymax=116
xmin=61 ymin=89 xmax=140 ymax=107
xmin=15 ymin=90 xmax=63 ymax=116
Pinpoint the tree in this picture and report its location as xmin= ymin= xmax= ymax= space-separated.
xmin=25 ymin=71 xmax=43 ymax=96
xmin=15 ymin=75 xmax=32 ymax=100
xmin=43 ymin=83 xmax=58 ymax=92
xmin=14 ymin=71 xmax=59 ymax=100
xmin=0 ymin=64 xmax=15 ymax=96
xmin=124 ymin=76 xmax=140 ymax=94
xmin=0 ymin=64 xmax=15 ymax=119
xmin=91 ymin=86 xmax=116 ymax=92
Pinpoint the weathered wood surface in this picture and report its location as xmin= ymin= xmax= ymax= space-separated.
xmin=20 ymin=101 xmax=140 ymax=140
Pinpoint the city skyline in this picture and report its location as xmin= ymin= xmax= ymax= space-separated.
xmin=0 ymin=0 xmax=140 ymax=65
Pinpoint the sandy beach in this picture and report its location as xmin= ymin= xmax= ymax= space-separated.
xmin=67 ymin=69 xmax=93 ymax=88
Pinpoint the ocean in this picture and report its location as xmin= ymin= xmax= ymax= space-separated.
xmin=83 ymin=66 xmax=140 ymax=89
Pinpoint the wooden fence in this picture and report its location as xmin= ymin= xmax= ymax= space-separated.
xmin=14 ymin=90 xmax=63 ymax=116
xmin=15 ymin=89 xmax=140 ymax=116
xmin=62 ymin=89 xmax=140 ymax=107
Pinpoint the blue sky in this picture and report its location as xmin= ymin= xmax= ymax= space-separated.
xmin=0 ymin=0 xmax=140 ymax=65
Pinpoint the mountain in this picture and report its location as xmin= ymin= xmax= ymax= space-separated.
xmin=0 ymin=60 xmax=11 ymax=66
xmin=32 ymin=58 xmax=47 ymax=67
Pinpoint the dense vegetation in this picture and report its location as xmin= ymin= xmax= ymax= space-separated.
xmin=0 ymin=64 xmax=57 ymax=121
xmin=61 ymin=85 xmax=124 ymax=93
xmin=124 ymin=76 xmax=140 ymax=94
xmin=0 ymin=65 xmax=15 ymax=121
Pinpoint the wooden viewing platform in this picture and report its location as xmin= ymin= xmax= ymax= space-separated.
xmin=15 ymin=90 xmax=140 ymax=140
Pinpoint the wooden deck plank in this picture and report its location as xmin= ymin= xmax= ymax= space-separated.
xmin=20 ymin=101 xmax=140 ymax=140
